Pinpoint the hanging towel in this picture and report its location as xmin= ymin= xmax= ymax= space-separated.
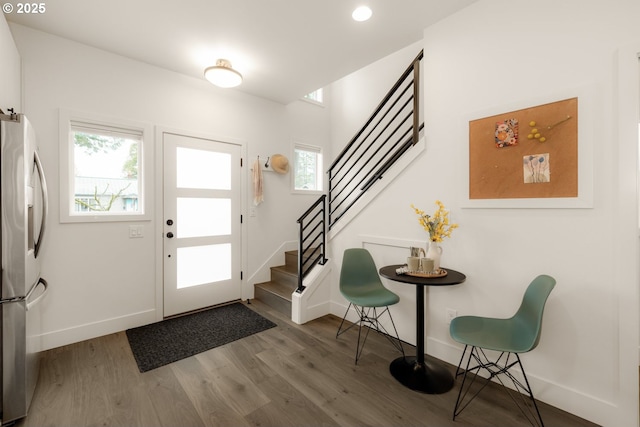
xmin=252 ymin=158 xmax=264 ymax=206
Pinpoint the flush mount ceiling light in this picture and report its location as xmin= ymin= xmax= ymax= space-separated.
xmin=352 ymin=5 xmax=372 ymax=22
xmin=204 ymin=59 xmax=243 ymax=88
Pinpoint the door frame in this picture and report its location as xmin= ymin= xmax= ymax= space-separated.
xmin=154 ymin=126 xmax=248 ymax=320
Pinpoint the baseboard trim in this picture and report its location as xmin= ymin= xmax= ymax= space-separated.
xmin=38 ymin=309 xmax=157 ymax=351
xmin=427 ymin=336 xmax=614 ymax=426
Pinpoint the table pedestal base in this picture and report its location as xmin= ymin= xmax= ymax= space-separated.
xmin=390 ymin=356 xmax=454 ymax=394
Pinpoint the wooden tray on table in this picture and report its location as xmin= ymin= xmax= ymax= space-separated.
xmin=406 ymin=269 xmax=448 ymax=278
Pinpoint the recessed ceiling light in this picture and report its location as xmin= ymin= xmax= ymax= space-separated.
xmin=352 ymin=6 xmax=372 ymax=22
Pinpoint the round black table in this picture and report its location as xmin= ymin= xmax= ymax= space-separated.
xmin=379 ymin=265 xmax=466 ymax=394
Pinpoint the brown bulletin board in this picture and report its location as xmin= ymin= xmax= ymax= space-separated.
xmin=468 ymin=97 xmax=578 ymax=199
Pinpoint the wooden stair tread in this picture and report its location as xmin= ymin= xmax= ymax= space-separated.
xmin=271 ymin=264 xmax=297 ymax=275
xmin=254 ymin=248 xmax=319 ymax=316
xmin=254 ymin=280 xmax=294 ymax=301
xmin=285 ymin=248 xmax=319 ymax=258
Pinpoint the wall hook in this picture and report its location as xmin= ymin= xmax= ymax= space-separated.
xmin=264 ymin=156 xmax=270 ymax=168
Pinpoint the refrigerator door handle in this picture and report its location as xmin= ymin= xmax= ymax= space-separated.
xmin=0 ymin=294 xmax=25 ymax=305
xmin=0 ymin=277 xmax=46 ymax=306
xmin=33 ymin=150 xmax=48 ymax=258
xmin=25 ymin=277 xmax=48 ymax=311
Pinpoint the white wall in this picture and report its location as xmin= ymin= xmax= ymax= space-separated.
xmin=328 ymin=1 xmax=639 ymax=426
xmin=6 ymin=3 xmax=639 ymax=423
xmin=8 ymin=23 xmax=330 ymax=349
xmin=0 ymin=14 xmax=20 ymax=111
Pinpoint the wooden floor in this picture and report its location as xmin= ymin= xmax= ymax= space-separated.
xmin=16 ymin=300 xmax=599 ymax=427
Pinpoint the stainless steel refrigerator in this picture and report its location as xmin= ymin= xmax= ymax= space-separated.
xmin=0 ymin=112 xmax=49 ymax=425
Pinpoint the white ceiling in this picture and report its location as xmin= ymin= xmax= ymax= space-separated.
xmin=6 ymin=0 xmax=476 ymax=104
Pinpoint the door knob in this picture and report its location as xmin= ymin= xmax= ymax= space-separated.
xmin=166 ymin=219 xmax=173 ymax=226
xmin=166 ymin=232 xmax=174 ymax=238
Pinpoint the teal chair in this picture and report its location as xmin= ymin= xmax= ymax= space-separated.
xmin=450 ymin=274 xmax=556 ymax=427
xmin=336 ymin=248 xmax=405 ymax=364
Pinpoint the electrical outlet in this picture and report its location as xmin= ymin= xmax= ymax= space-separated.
xmin=446 ymin=308 xmax=457 ymax=324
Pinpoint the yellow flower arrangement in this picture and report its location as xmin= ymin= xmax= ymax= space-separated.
xmin=411 ymin=200 xmax=458 ymax=242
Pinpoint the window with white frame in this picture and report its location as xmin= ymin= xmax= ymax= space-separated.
xmin=59 ymin=110 xmax=152 ymax=222
xmin=293 ymin=143 xmax=323 ymax=193
xmin=302 ymin=88 xmax=323 ymax=105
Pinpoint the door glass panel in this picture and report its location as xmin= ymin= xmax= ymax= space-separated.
xmin=177 ymin=198 xmax=230 ymax=238
xmin=177 ymin=244 xmax=231 ymax=289
xmin=176 ymin=147 xmax=231 ymax=190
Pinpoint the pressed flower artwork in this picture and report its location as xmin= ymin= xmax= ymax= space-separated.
xmin=494 ymin=118 xmax=519 ymax=148
xmin=523 ymin=153 xmax=550 ymax=184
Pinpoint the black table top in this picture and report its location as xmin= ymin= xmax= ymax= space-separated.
xmin=379 ymin=265 xmax=466 ymax=287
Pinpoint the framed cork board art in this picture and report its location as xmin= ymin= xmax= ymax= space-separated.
xmin=462 ymin=89 xmax=594 ymax=209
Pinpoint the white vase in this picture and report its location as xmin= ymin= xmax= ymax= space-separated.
xmin=426 ymin=241 xmax=443 ymax=271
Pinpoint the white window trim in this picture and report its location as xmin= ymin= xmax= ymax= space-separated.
xmin=301 ymin=88 xmax=325 ymax=107
xmin=59 ymin=109 xmax=153 ymax=223
xmin=291 ymin=142 xmax=324 ymax=195
xmin=300 ymin=97 xmax=325 ymax=107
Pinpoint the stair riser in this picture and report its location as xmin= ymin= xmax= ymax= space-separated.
xmin=256 ymin=249 xmax=310 ymax=315
xmin=254 ymin=286 xmax=291 ymax=316
xmin=286 ymin=251 xmax=323 ymax=272
xmin=285 ymin=251 xmax=298 ymax=271
xmin=270 ymin=268 xmax=297 ymax=288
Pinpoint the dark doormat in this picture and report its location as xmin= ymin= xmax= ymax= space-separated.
xmin=126 ymin=302 xmax=277 ymax=372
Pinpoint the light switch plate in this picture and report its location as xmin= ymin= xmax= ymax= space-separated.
xmin=129 ymin=225 xmax=143 ymax=238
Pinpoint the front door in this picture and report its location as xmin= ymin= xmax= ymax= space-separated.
xmin=163 ymin=132 xmax=242 ymax=317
